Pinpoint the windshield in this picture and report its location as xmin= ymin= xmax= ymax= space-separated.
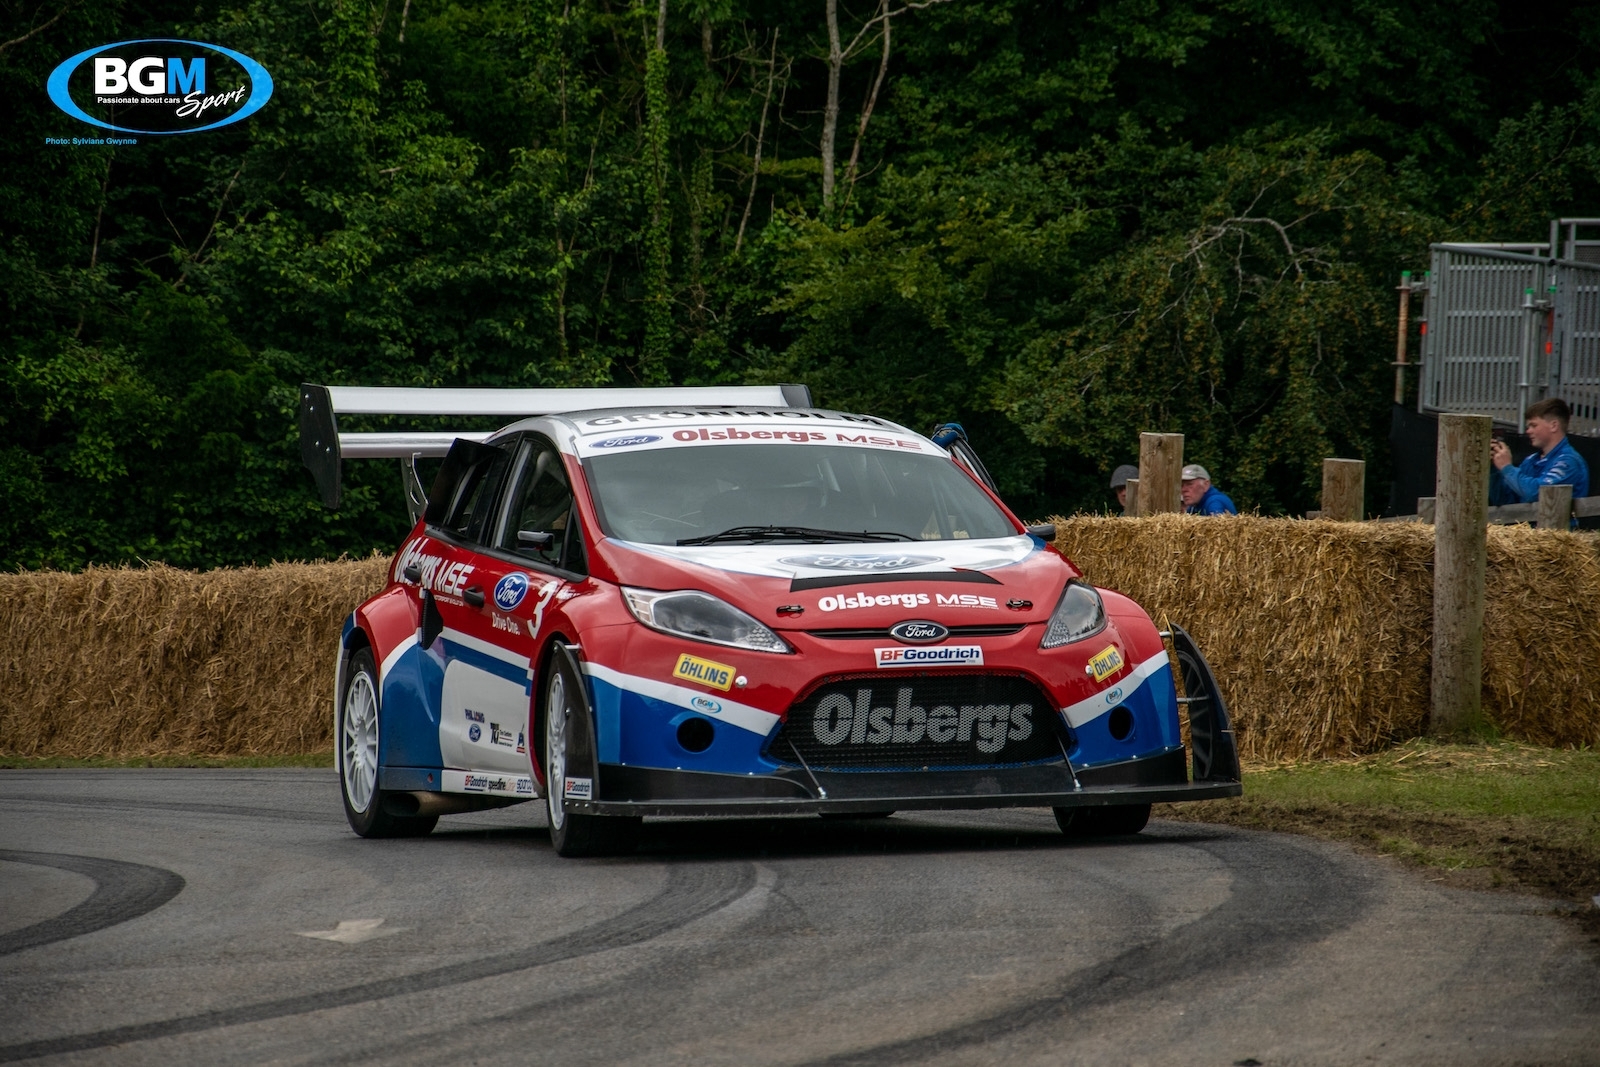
xmin=585 ymin=443 xmax=1015 ymax=545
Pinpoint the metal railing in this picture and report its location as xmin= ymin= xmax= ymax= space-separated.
xmin=1417 ymin=239 xmax=1600 ymax=434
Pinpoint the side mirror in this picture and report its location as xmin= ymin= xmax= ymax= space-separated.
xmin=517 ymin=530 xmax=555 ymax=549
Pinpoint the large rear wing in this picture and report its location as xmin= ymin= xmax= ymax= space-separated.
xmin=299 ymin=382 xmax=813 ymax=520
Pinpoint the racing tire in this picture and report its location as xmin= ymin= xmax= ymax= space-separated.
xmin=543 ymin=648 xmax=641 ymax=858
xmin=1053 ymin=803 xmax=1151 ymax=838
xmin=339 ymin=647 xmax=439 ymax=839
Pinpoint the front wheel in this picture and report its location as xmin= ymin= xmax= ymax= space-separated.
xmin=339 ymin=646 xmax=437 ymax=838
xmin=543 ymin=648 xmax=640 ymax=857
xmin=1054 ymin=803 xmax=1151 ymax=838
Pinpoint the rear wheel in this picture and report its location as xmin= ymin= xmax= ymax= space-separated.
xmin=1054 ymin=803 xmax=1151 ymax=838
xmin=339 ymin=646 xmax=438 ymax=838
xmin=544 ymin=649 xmax=640 ymax=857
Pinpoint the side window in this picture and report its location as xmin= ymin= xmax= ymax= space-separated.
xmin=497 ymin=440 xmax=587 ymax=574
xmin=427 ymin=440 xmax=512 ymax=545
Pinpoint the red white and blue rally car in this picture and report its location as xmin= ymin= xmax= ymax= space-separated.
xmin=299 ymin=384 xmax=1240 ymax=855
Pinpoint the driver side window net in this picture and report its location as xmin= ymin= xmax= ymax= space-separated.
xmin=499 ymin=442 xmax=586 ymax=573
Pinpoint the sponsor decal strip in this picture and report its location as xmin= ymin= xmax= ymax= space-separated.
xmin=1058 ymin=651 xmax=1170 ymax=727
xmin=582 ymin=661 xmax=779 ymax=737
xmin=818 ymin=590 xmax=1000 ymax=612
xmin=573 ymin=424 xmax=927 ymax=457
xmin=874 ymin=645 xmax=984 ymax=669
xmin=440 ymin=769 xmax=537 ymax=798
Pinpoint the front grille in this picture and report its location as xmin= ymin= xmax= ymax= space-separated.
xmin=771 ymin=672 xmax=1062 ymax=770
xmin=804 ymin=624 xmax=1025 ymax=639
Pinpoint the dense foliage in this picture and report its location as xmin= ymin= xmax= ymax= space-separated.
xmin=4 ymin=0 xmax=1599 ymax=569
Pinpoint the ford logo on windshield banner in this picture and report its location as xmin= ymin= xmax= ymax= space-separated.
xmin=48 ymin=39 xmax=273 ymax=135
xmin=889 ymin=620 xmax=949 ymax=644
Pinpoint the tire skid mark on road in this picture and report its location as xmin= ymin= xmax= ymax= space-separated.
xmin=0 ymin=794 xmax=342 ymax=824
xmin=0 ymin=860 xmax=755 ymax=1064
xmin=0 ymin=851 xmax=185 ymax=957
xmin=798 ymin=831 xmax=1374 ymax=1067
xmin=316 ymin=862 xmax=784 ymax=1067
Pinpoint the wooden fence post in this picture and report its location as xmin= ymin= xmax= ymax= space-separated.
xmin=1138 ymin=433 xmax=1184 ymax=515
xmin=1124 ymin=477 xmax=1140 ymax=517
xmin=1320 ymin=459 xmax=1365 ymax=522
xmin=1537 ymin=484 xmax=1574 ymax=530
xmin=1430 ymin=413 xmax=1491 ymax=737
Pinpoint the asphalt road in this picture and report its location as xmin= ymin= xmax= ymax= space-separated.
xmin=1 ymin=770 xmax=1596 ymax=1066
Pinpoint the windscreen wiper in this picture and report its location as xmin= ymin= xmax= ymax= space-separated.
xmin=677 ymin=525 xmax=916 ymax=546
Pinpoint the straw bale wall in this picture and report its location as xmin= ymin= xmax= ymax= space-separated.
xmin=0 ymin=557 xmax=390 ymax=757
xmin=1052 ymin=515 xmax=1600 ymax=761
xmin=2 ymin=517 xmax=1597 ymax=760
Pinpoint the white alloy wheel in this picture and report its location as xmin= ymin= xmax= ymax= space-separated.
xmin=545 ymin=671 xmax=568 ymax=832
xmin=342 ymin=667 xmax=379 ymax=813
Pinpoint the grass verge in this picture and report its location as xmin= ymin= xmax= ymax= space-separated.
xmin=0 ymin=753 xmax=333 ymax=769
xmin=1158 ymin=739 xmax=1600 ymax=941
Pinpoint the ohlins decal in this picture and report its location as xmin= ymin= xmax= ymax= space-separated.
xmin=810 ymin=688 xmax=1033 ymax=753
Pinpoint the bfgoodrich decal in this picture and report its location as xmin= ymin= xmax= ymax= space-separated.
xmin=48 ymin=39 xmax=273 ymax=135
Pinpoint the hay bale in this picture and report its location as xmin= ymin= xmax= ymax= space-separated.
xmin=0 ymin=557 xmax=390 ymax=757
xmin=1051 ymin=514 xmax=1600 ymax=761
xmin=3 ymin=517 xmax=1598 ymax=761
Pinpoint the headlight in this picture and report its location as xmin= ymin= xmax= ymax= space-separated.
xmin=1040 ymin=581 xmax=1106 ymax=648
xmin=622 ymin=588 xmax=792 ymax=653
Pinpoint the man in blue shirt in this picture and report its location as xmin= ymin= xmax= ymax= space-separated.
xmin=1489 ymin=398 xmax=1590 ymax=523
xmin=1181 ymin=464 xmax=1238 ymax=515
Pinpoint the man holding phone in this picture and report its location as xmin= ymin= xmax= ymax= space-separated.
xmin=1489 ymin=398 xmax=1590 ymax=518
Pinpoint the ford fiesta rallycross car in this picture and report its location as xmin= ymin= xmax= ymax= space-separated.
xmin=300 ymin=384 xmax=1240 ymax=856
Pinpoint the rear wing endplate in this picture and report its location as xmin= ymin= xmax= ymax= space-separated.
xmin=299 ymin=382 xmax=813 ymax=520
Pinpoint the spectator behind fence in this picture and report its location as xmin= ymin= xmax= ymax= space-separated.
xmin=1181 ymin=464 xmax=1238 ymax=515
xmin=1109 ymin=464 xmax=1139 ymax=514
xmin=1489 ymin=398 xmax=1590 ymax=519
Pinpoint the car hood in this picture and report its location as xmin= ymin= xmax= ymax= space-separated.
xmin=592 ymin=535 xmax=1077 ymax=630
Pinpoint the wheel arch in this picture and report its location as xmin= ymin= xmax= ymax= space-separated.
xmin=332 ymin=613 xmax=373 ymax=750
xmin=532 ymin=631 xmax=599 ymax=793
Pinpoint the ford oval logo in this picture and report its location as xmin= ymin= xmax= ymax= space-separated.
xmin=592 ymin=434 xmax=661 ymax=448
xmin=493 ymin=572 xmax=531 ymax=610
xmin=889 ymin=620 xmax=949 ymax=644
xmin=780 ymin=553 xmax=941 ymax=572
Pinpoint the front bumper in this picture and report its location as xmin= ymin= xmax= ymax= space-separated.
xmin=566 ymin=746 xmax=1241 ymax=818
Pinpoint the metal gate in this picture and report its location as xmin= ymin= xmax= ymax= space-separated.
xmin=1553 ymin=264 xmax=1600 ymax=434
xmin=1418 ymin=239 xmax=1600 ymax=434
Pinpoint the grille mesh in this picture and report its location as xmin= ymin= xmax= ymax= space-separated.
xmin=772 ymin=672 xmax=1061 ymax=770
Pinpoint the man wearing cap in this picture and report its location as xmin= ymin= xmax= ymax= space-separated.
xmin=1109 ymin=464 xmax=1139 ymax=514
xmin=1181 ymin=464 xmax=1237 ymax=515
